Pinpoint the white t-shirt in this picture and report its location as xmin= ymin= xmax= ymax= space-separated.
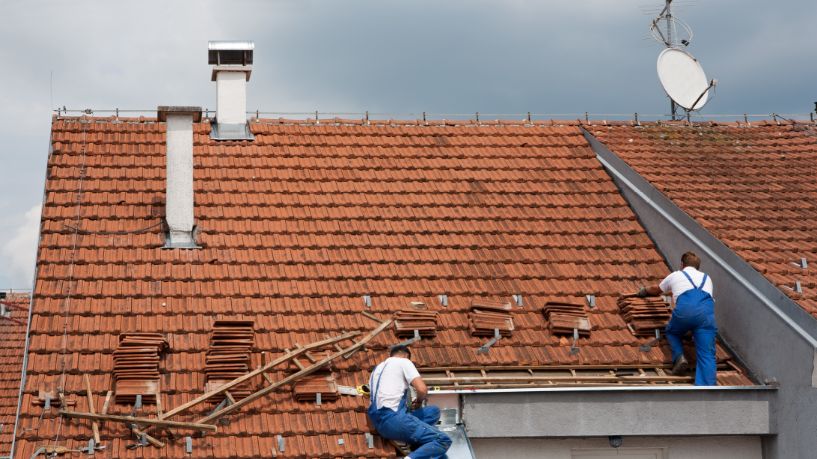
xmin=369 ymin=357 xmax=421 ymax=411
xmin=659 ymin=266 xmax=713 ymax=300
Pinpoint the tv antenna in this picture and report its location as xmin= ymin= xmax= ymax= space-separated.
xmin=650 ymin=0 xmax=716 ymax=120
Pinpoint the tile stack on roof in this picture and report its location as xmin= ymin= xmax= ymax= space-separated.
xmin=14 ymin=117 xmax=752 ymax=458
xmin=542 ymin=301 xmax=591 ymax=337
xmin=112 ymin=333 xmax=168 ymax=405
xmin=617 ymin=295 xmax=673 ymax=337
xmin=393 ymin=309 xmax=439 ymax=339
xmin=469 ymin=300 xmax=514 ymax=337
xmin=205 ymin=320 xmax=255 ymax=403
xmin=292 ymin=373 xmax=340 ymax=403
xmin=0 ymin=291 xmax=29 ymax=457
xmin=587 ymin=122 xmax=817 ymax=318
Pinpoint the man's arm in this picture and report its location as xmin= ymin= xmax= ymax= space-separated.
xmin=410 ymin=376 xmax=428 ymax=401
xmin=410 ymin=376 xmax=428 ymax=408
xmin=638 ymin=285 xmax=663 ymax=297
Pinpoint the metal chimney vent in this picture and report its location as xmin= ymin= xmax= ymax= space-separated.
xmin=208 ymin=41 xmax=255 ymax=141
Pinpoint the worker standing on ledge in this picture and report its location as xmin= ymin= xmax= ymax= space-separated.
xmin=637 ymin=251 xmax=718 ymax=385
xmin=367 ymin=345 xmax=451 ymax=459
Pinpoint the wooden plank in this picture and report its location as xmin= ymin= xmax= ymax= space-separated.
xmin=83 ymin=374 xmax=101 ymax=444
xmin=60 ymin=411 xmax=217 ymax=432
xmin=196 ymin=318 xmax=393 ymax=425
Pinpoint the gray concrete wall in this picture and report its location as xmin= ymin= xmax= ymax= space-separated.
xmin=462 ymin=389 xmax=772 ymax=437
xmin=582 ymin=129 xmax=817 ymax=459
xmin=471 ymin=436 xmax=762 ymax=459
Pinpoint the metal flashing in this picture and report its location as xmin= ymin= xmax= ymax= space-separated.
xmin=209 ymin=122 xmax=255 ymax=141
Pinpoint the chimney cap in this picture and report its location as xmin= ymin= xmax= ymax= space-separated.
xmin=157 ymin=106 xmax=203 ymax=123
xmin=208 ymin=41 xmax=254 ymax=66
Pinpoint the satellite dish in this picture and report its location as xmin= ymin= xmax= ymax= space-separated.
xmin=657 ymin=48 xmax=711 ymax=111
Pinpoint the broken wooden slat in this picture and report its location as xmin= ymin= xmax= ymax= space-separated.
xmin=60 ymin=411 xmax=217 ymax=432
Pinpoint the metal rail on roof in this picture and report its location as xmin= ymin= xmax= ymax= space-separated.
xmin=51 ymin=108 xmax=817 ymax=123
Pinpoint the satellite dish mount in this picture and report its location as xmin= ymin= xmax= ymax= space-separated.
xmin=650 ymin=0 xmax=716 ymax=120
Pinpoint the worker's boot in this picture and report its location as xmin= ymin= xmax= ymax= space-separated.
xmin=671 ymin=355 xmax=689 ymax=375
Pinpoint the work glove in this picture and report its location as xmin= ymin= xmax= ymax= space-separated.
xmin=636 ymin=286 xmax=648 ymax=298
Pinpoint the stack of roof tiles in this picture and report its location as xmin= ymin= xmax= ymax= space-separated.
xmin=542 ymin=301 xmax=591 ymax=336
xmin=617 ymin=295 xmax=673 ymax=337
xmin=292 ymin=372 xmax=340 ymax=403
xmin=205 ymin=320 xmax=255 ymax=403
xmin=394 ymin=309 xmax=439 ymax=338
xmin=587 ymin=121 xmax=817 ymax=319
xmin=0 ymin=292 xmax=29 ymax=456
xmin=469 ymin=300 xmax=514 ymax=337
xmin=112 ymin=333 xmax=168 ymax=405
xmin=13 ymin=116 xmax=754 ymax=458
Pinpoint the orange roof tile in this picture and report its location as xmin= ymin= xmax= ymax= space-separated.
xmin=0 ymin=292 xmax=29 ymax=456
xmin=587 ymin=122 xmax=817 ymax=318
xmin=15 ymin=117 xmax=751 ymax=458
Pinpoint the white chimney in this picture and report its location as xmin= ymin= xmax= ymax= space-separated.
xmin=208 ymin=41 xmax=254 ymax=140
xmin=158 ymin=106 xmax=202 ymax=248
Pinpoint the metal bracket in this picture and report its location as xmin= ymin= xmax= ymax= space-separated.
xmin=477 ymin=329 xmax=501 ymax=354
xmin=185 ymin=436 xmax=193 ymax=454
xmin=585 ymin=294 xmax=596 ymax=309
xmin=512 ymin=294 xmax=523 ymax=307
xmin=795 ymin=280 xmax=803 ymax=294
xmin=570 ymin=328 xmax=580 ymax=355
xmin=792 ymin=258 xmax=808 ymax=269
xmin=438 ymin=294 xmax=449 ymax=307
xmin=337 ymin=437 xmax=345 ymax=445
xmin=640 ymin=328 xmax=662 ymax=352
xmin=277 ymin=434 xmax=285 ymax=452
xmin=365 ymin=432 xmax=374 ymax=449
xmin=395 ymin=329 xmax=422 ymax=348
xmin=316 ymin=392 xmax=322 ymax=406
xmin=44 ymin=395 xmax=51 ymax=410
xmin=134 ymin=394 xmax=142 ymax=410
xmin=363 ymin=295 xmax=372 ymax=308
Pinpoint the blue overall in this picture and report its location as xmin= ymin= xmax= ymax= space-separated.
xmin=367 ymin=362 xmax=452 ymax=459
xmin=665 ymin=271 xmax=718 ymax=386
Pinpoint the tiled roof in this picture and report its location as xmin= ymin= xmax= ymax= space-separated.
xmin=15 ymin=117 xmax=750 ymax=458
xmin=0 ymin=292 xmax=29 ymax=456
xmin=587 ymin=121 xmax=817 ymax=317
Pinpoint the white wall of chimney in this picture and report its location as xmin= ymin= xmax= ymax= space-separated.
xmin=216 ymin=71 xmax=247 ymax=125
xmin=166 ymin=113 xmax=195 ymax=245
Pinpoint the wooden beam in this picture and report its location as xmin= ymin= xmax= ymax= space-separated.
xmin=196 ymin=318 xmax=393 ymax=425
xmin=83 ymin=374 xmax=101 ymax=444
xmin=60 ymin=411 xmax=217 ymax=432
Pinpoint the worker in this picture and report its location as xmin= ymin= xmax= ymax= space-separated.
xmin=637 ymin=251 xmax=717 ymax=385
xmin=367 ymin=345 xmax=451 ymax=459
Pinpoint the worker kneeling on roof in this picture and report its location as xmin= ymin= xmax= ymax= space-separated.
xmin=638 ymin=251 xmax=718 ymax=386
xmin=367 ymin=345 xmax=451 ymax=459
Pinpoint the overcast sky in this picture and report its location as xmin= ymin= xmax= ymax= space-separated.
xmin=0 ymin=0 xmax=815 ymax=288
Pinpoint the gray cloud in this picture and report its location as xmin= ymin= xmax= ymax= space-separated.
xmin=0 ymin=0 xmax=815 ymax=286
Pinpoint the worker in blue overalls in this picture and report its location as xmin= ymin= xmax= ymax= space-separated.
xmin=638 ymin=251 xmax=718 ymax=385
xmin=367 ymin=345 xmax=451 ymax=459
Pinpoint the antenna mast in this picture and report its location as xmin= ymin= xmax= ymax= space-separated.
xmin=665 ymin=0 xmax=677 ymax=120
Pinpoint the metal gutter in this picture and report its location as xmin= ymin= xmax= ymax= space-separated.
xmin=431 ymin=385 xmax=774 ymax=395
xmin=9 ymin=128 xmax=52 ymax=459
xmin=581 ymin=127 xmax=817 ymax=350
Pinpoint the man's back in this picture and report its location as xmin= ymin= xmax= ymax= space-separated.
xmin=369 ymin=356 xmax=420 ymax=411
xmin=660 ymin=266 xmax=713 ymax=300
